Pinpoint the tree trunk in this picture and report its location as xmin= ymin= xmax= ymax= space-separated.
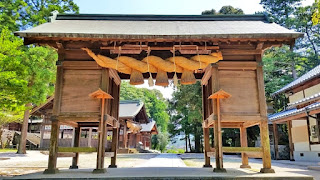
xmin=188 ymin=135 xmax=192 ymax=152
xmin=0 ymin=126 xmax=3 ymax=148
xmin=195 ymin=134 xmax=201 ymax=153
xmin=17 ymin=103 xmax=32 ymax=154
xmin=185 ymin=133 xmax=188 ymax=152
xmin=305 ymin=26 xmax=319 ymax=65
xmin=291 ymin=62 xmax=297 ymax=79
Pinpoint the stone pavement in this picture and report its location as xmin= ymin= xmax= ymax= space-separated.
xmin=5 ymin=167 xmax=313 ymax=180
xmin=136 ymin=153 xmax=186 ymax=167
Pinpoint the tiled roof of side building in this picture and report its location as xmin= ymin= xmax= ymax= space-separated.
xmin=272 ymin=64 xmax=320 ymax=96
xmin=269 ymin=102 xmax=320 ymax=121
xmin=119 ymin=100 xmax=144 ymax=118
xmin=15 ymin=14 xmax=303 ymax=40
xmin=287 ymin=92 xmax=320 ymax=109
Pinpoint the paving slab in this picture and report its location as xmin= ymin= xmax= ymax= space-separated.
xmin=136 ymin=154 xmax=186 ymax=167
xmin=4 ymin=167 xmax=313 ymax=180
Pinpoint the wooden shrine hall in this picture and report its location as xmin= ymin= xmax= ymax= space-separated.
xmin=15 ymin=13 xmax=303 ymax=174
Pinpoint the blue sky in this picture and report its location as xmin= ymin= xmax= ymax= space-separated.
xmin=74 ymin=0 xmax=314 ymax=15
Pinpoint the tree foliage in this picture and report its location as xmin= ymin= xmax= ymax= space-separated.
xmin=260 ymin=0 xmax=320 ymax=112
xmin=312 ymin=0 xmax=320 ymax=25
xmin=120 ymin=81 xmax=169 ymax=132
xmin=0 ymin=0 xmax=79 ymax=32
xmin=202 ymin=5 xmax=244 ymax=15
xmin=169 ymin=82 xmax=203 ymax=152
xmin=0 ymin=0 xmax=79 ymax=152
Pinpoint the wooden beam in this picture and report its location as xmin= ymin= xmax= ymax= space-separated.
xmin=273 ymin=123 xmax=279 ymax=160
xmin=245 ymin=152 xmax=263 ymax=158
xmin=256 ymin=54 xmax=274 ymax=173
xmin=57 ymin=153 xmax=76 ymax=158
xmin=217 ymin=61 xmax=257 ymax=70
xmin=222 ymin=49 xmax=262 ymax=55
xmin=201 ymin=66 xmax=212 ymax=85
xmin=202 ymin=84 xmax=212 ymax=167
xmin=52 ymin=66 xmax=63 ymax=116
xmin=287 ymin=121 xmax=294 ymax=161
xmin=211 ymin=64 xmax=226 ymax=172
xmin=240 ymin=126 xmax=250 ymax=168
xmin=70 ymin=127 xmax=80 ymax=169
xmin=58 ymin=147 xmax=97 ymax=153
xmin=223 ymin=147 xmax=262 ymax=153
xmin=43 ymin=119 xmax=60 ymax=174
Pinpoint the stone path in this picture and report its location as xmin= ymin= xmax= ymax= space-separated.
xmin=136 ymin=154 xmax=186 ymax=167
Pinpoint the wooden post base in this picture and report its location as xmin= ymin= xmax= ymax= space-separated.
xmin=203 ymin=164 xmax=213 ymax=168
xmin=69 ymin=165 xmax=78 ymax=169
xmin=43 ymin=168 xmax=59 ymax=174
xmin=260 ymin=168 xmax=275 ymax=173
xmin=240 ymin=165 xmax=251 ymax=168
xmin=108 ymin=165 xmax=117 ymax=168
xmin=92 ymin=168 xmax=107 ymax=174
xmin=213 ymin=168 xmax=227 ymax=173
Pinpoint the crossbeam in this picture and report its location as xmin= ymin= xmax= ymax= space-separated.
xmin=58 ymin=147 xmax=97 ymax=153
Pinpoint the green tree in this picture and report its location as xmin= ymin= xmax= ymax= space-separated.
xmin=120 ymin=81 xmax=169 ymax=132
xmin=19 ymin=0 xmax=79 ymax=29
xmin=151 ymin=127 xmax=169 ymax=152
xmin=202 ymin=5 xmax=244 ymax=15
xmin=0 ymin=0 xmax=79 ymax=154
xmin=312 ymin=0 xmax=320 ymax=24
xmin=218 ymin=5 xmax=244 ymax=15
xmin=0 ymin=0 xmax=79 ymax=32
xmin=260 ymin=0 xmax=301 ymax=27
xmin=0 ymin=0 xmax=26 ymax=31
xmin=169 ymin=82 xmax=203 ymax=152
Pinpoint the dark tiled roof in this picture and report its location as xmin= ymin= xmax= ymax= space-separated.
xmin=269 ymin=102 xmax=320 ymax=121
xmin=15 ymin=14 xmax=303 ymax=40
xmin=272 ymin=64 xmax=320 ymax=96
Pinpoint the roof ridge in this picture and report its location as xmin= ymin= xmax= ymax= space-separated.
xmin=55 ymin=14 xmax=269 ymax=22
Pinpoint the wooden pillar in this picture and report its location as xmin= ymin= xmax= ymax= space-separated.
xmin=202 ymin=84 xmax=212 ymax=168
xmin=109 ymin=127 xmax=119 ymax=168
xmin=240 ymin=125 xmax=250 ymax=168
xmin=123 ymin=123 xmax=128 ymax=148
xmin=109 ymin=80 xmax=120 ymax=168
xmin=93 ymin=68 xmax=110 ymax=174
xmin=211 ymin=64 xmax=226 ymax=173
xmin=88 ymin=127 xmax=92 ymax=147
xmin=17 ymin=103 xmax=32 ymax=154
xmin=273 ymin=123 xmax=279 ymax=160
xmin=43 ymin=118 xmax=60 ymax=174
xmin=93 ymin=98 xmax=107 ymax=173
xmin=203 ymin=128 xmax=212 ymax=167
xmin=256 ymin=55 xmax=274 ymax=173
xmin=40 ymin=116 xmax=45 ymax=148
xmin=287 ymin=121 xmax=294 ymax=161
xmin=44 ymin=64 xmax=63 ymax=174
xmin=70 ymin=126 xmax=80 ymax=169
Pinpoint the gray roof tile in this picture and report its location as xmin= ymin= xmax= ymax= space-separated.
xmin=269 ymin=102 xmax=320 ymax=121
xmin=15 ymin=14 xmax=303 ymax=39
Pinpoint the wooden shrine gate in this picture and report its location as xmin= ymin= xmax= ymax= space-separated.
xmin=15 ymin=13 xmax=303 ymax=174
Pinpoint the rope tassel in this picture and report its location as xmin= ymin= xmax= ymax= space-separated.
xmin=173 ymin=73 xmax=178 ymax=87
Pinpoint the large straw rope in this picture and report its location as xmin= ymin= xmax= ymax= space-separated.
xmin=82 ymin=48 xmax=222 ymax=74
